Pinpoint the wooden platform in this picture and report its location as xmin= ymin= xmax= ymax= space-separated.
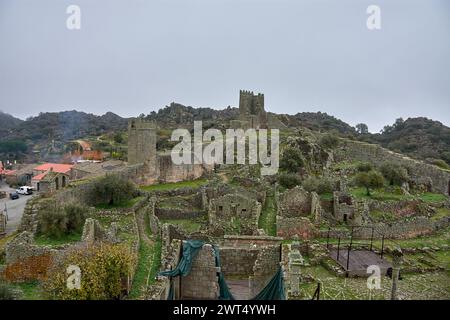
xmin=329 ymin=249 xmax=392 ymax=277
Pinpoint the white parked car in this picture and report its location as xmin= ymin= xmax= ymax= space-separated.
xmin=16 ymin=186 xmax=33 ymax=195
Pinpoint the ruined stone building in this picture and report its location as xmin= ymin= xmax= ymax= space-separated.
xmin=127 ymin=118 xmax=210 ymax=185
xmin=208 ymin=193 xmax=262 ymax=235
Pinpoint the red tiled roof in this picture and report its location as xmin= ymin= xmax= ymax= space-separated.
xmin=34 ymin=163 xmax=74 ymax=174
xmin=0 ymin=169 xmax=16 ymax=175
xmin=32 ymin=172 xmax=48 ymax=181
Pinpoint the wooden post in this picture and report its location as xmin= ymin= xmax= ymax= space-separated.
xmin=346 ymin=228 xmax=354 ymax=277
xmin=326 ymin=227 xmax=331 ymax=249
xmin=369 ymin=227 xmax=374 ymax=251
xmin=336 ymin=237 xmax=341 ymax=261
xmin=336 ymin=237 xmax=341 ymax=262
xmin=381 ymin=236 xmax=385 ymax=259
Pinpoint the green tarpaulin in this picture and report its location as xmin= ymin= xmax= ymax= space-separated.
xmin=159 ymin=239 xmax=285 ymax=300
xmin=159 ymin=240 xmax=204 ymax=277
xmin=251 ymin=266 xmax=286 ymax=300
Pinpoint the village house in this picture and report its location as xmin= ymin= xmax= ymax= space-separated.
xmin=31 ymin=163 xmax=73 ymax=192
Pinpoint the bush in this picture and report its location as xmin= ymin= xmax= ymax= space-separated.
xmin=280 ymin=147 xmax=304 ymax=173
xmin=430 ymin=159 xmax=450 ymax=170
xmin=357 ymin=162 xmax=373 ymax=172
xmin=278 ymin=173 xmax=301 ymax=189
xmin=317 ymin=177 xmax=334 ymax=194
xmin=43 ymin=244 xmax=136 ymax=300
xmin=38 ymin=203 xmax=68 ymax=239
xmin=38 ymin=201 xmax=88 ymax=239
xmin=92 ymin=175 xmax=137 ymax=206
xmin=64 ymin=203 xmax=87 ymax=233
xmin=0 ymin=282 xmax=20 ymax=300
xmin=354 ymin=170 xmax=385 ymax=196
xmin=319 ymin=134 xmax=340 ymax=149
xmin=302 ymin=176 xmax=334 ymax=194
xmin=302 ymin=176 xmax=319 ymax=192
xmin=380 ymin=162 xmax=409 ymax=186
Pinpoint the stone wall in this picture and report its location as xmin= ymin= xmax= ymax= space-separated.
xmin=220 ymin=247 xmax=259 ymax=276
xmin=148 ymin=239 xmax=182 ymax=300
xmin=4 ymin=232 xmax=59 ymax=265
xmin=251 ymin=245 xmax=281 ymax=297
xmin=278 ymin=187 xmax=311 ymax=218
xmin=276 ymin=216 xmax=317 ymax=240
xmin=180 ymin=244 xmax=219 ymax=299
xmin=320 ymin=216 xmax=450 ymax=240
xmin=336 ymin=139 xmax=450 ymax=195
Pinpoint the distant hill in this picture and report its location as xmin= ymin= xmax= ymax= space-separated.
xmin=360 ymin=117 xmax=450 ymax=166
xmin=144 ymin=102 xmax=238 ymax=128
xmin=276 ymin=112 xmax=357 ymax=136
xmin=0 ymin=111 xmax=24 ymax=136
xmin=3 ymin=110 xmax=128 ymax=143
xmin=1 ymin=106 xmax=449 ymax=167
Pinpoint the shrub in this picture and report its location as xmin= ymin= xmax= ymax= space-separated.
xmin=278 ymin=173 xmax=301 ymax=189
xmin=319 ymin=134 xmax=340 ymax=149
xmin=302 ymin=176 xmax=319 ymax=192
xmin=357 ymin=162 xmax=373 ymax=172
xmin=92 ymin=174 xmax=136 ymax=206
xmin=38 ymin=203 xmax=68 ymax=239
xmin=430 ymin=159 xmax=450 ymax=170
xmin=0 ymin=282 xmax=20 ymax=300
xmin=280 ymin=147 xmax=304 ymax=173
xmin=354 ymin=170 xmax=385 ymax=196
xmin=64 ymin=203 xmax=87 ymax=233
xmin=380 ymin=162 xmax=409 ymax=186
xmin=38 ymin=201 xmax=88 ymax=239
xmin=43 ymin=244 xmax=136 ymax=300
xmin=302 ymin=176 xmax=334 ymax=194
xmin=317 ymin=177 xmax=334 ymax=194
xmin=2 ymin=254 xmax=53 ymax=283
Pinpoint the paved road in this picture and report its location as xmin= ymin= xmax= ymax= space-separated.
xmin=0 ymin=182 xmax=34 ymax=235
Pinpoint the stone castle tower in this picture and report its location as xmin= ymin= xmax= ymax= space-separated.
xmin=128 ymin=118 xmax=157 ymax=176
xmin=238 ymin=90 xmax=267 ymax=129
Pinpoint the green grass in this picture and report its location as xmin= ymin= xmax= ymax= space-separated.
xmin=160 ymin=218 xmax=202 ymax=233
xmin=350 ymin=187 xmax=448 ymax=204
xmin=95 ymin=196 xmax=144 ymax=210
xmin=369 ymin=210 xmax=396 ymax=222
xmin=320 ymin=193 xmax=333 ymax=201
xmin=350 ymin=187 xmax=412 ymax=201
xmin=14 ymin=281 xmax=43 ymax=300
xmin=129 ymin=238 xmax=162 ymax=300
xmin=418 ymin=193 xmax=449 ymax=203
xmin=431 ymin=208 xmax=450 ymax=221
xmin=34 ymin=232 xmax=82 ymax=246
xmin=258 ymin=191 xmax=277 ymax=236
xmin=140 ymin=179 xmax=207 ymax=192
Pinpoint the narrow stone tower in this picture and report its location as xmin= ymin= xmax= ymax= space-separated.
xmin=238 ymin=90 xmax=267 ymax=129
xmin=128 ymin=118 xmax=157 ymax=176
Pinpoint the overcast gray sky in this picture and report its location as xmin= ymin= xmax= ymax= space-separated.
xmin=0 ymin=0 xmax=449 ymax=132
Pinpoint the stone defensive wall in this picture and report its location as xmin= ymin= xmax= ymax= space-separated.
xmin=319 ymin=215 xmax=450 ymax=240
xmin=335 ymin=139 xmax=450 ymax=195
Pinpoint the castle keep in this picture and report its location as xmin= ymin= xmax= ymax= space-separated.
xmin=236 ymin=90 xmax=268 ymax=129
